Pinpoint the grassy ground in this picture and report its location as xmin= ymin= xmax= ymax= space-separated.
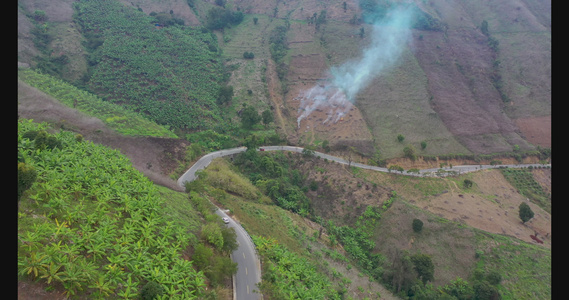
xmin=201 ymin=158 xmax=399 ymax=299
xmin=474 ymin=232 xmax=551 ymax=299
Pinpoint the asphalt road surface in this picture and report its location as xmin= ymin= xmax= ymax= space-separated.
xmin=177 ymin=145 xmax=550 ymax=299
xmin=215 ymin=209 xmax=262 ymax=300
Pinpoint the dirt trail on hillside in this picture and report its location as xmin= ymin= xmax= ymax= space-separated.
xmin=265 ymin=58 xmax=289 ymax=138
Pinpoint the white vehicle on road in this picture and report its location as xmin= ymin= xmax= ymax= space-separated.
xmin=222 ymin=217 xmax=230 ymax=224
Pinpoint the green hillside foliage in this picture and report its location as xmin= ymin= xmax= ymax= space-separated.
xmin=233 ymin=150 xmax=313 ymax=217
xmin=73 ymin=0 xmax=228 ymax=132
xmin=501 ymin=168 xmax=550 ymax=213
xmin=18 ymin=68 xmax=177 ymax=138
xmin=253 ymin=235 xmax=340 ymax=299
xmin=17 ymin=120 xmax=209 ymax=298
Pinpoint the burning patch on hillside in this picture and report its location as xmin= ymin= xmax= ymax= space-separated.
xmin=295 ymin=5 xmax=415 ymax=129
xmin=296 ymin=83 xmax=352 ymax=128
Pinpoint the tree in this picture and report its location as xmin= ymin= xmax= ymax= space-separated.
xmin=480 ymin=20 xmax=489 ymax=36
xmin=403 ymin=145 xmax=417 ymax=161
xmin=421 ymin=141 xmax=427 ymax=150
xmin=359 ymin=27 xmax=365 ymax=38
xmin=34 ymin=10 xmax=48 ymax=22
xmin=302 ymin=146 xmax=315 ymax=158
xmin=201 ymin=223 xmax=224 ymax=250
xmin=473 ymin=280 xmax=500 ymax=300
xmin=217 ymin=85 xmax=233 ymax=105
xmin=243 ymin=51 xmax=255 ymax=59
xmin=441 ymin=277 xmax=474 ymax=300
xmin=518 ymin=202 xmax=534 ymax=224
xmin=220 ymin=227 xmax=238 ymax=254
xmin=412 ymin=219 xmax=423 ymax=233
xmin=485 ymin=270 xmax=502 ymax=285
xmin=411 ymin=254 xmax=435 ymax=284
xmin=463 ymin=179 xmax=474 ymax=188
xmin=321 ymin=140 xmax=330 ymax=153
xmin=192 ymin=243 xmax=213 ymax=270
xmin=240 ymin=105 xmax=261 ymax=129
xmin=253 ymin=17 xmax=258 ymax=25
xmin=388 ymin=165 xmax=404 ymax=173
xmin=208 ymin=256 xmax=238 ymax=286
xmin=397 ymin=134 xmax=405 ymax=142
xmin=384 ymin=249 xmax=417 ymax=293
xmin=262 ymin=109 xmax=273 ymax=126
xmin=315 ymin=10 xmax=327 ymax=29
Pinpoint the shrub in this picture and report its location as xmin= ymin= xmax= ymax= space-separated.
xmin=412 ymin=219 xmax=424 ymax=233
xmin=403 ymin=145 xmax=417 ymax=161
xmin=397 ymin=134 xmax=405 ymax=142
xmin=463 ymin=179 xmax=474 ymax=188
xmin=309 ymin=180 xmax=318 ymax=191
xmin=243 ymin=51 xmax=255 ymax=59
xmin=411 ymin=254 xmax=435 ymax=284
xmin=139 ymin=281 xmax=164 ymax=300
xmin=519 ymin=202 xmax=534 ymax=224
xmin=485 ymin=270 xmax=502 ymax=285
xmin=18 ymin=163 xmax=37 ymax=202
xmin=473 ymin=280 xmax=499 ymax=300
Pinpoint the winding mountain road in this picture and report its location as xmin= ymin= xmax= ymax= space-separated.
xmin=177 ymin=146 xmax=550 ymax=300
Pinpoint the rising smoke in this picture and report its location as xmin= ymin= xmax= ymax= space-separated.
xmin=296 ymin=5 xmax=416 ymax=128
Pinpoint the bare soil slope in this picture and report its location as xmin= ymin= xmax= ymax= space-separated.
xmin=18 ymin=79 xmax=187 ymax=192
xmin=285 ymin=152 xmax=551 ymax=287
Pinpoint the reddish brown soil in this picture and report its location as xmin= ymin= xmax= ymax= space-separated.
xmin=514 ymin=115 xmax=551 ymax=148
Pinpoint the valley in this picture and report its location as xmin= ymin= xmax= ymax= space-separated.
xmin=18 ymin=0 xmax=550 ymax=299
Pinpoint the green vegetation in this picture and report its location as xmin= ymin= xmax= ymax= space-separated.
xmin=18 ymin=162 xmax=37 ymax=202
xmin=518 ymin=202 xmax=534 ymax=224
xmin=242 ymin=51 xmax=255 ymax=59
xmin=17 ymin=120 xmax=233 ymax=298
xmin=233 ymin=150 xmax=312 ymax=217
xmin=474 ymin=233 xmax=550 ymax=299
xmin=18 ymin=68 xmax=177 ymax=138
xmin=204 ymin=6 xmax=244 ymax=30
xmin=326 ymin=205 xmax=385 ymax=279
xmin=412 ymin=219 xmax=423 ymax=233
xmin=403 ymin=145 xmax=417 ymax=161
xmin=397 ymin=134 xmax=405 ymax=143
xmin=254 ymin=236 xmax=339 ymax=299
xmin=73 ymin=0 xmax=228 ymax=132
xmin=501 ymin=168 xmax=550 ymax=213
xmin=239 ymin=105 xmax=262 ymax=129
xmin=268 ymin=24 xmax=290 ymax=92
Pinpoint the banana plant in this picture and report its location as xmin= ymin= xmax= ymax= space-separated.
xmin=89 ymin=274 xmax=116 ymax=299
xmin=19 ymin=230 xmax=44 ymax=252
xmin=18 ymin=251 xmax=48 ymax=279
xmin=60 ymin=258 xmax=88 ymax=297
xmin=39 ymin=262 xmax=63 ymax=284
xmin=116 ymin=274 xmax=139 ymax=299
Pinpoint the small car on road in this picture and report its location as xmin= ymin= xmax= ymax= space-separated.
xmin=222 ymin=217 xmax=230 ymax=224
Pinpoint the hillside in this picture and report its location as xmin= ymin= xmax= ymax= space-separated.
xmin=18 ymin=0 xmax=550 ymax=159
xmin=17 ymin=120 xmax=237 ymax=299
xmin=17 ymin=0 xmax=550 ymax=299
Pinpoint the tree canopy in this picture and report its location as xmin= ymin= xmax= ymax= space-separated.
xmin=519 ymin=202 xmax=534 ymax=223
